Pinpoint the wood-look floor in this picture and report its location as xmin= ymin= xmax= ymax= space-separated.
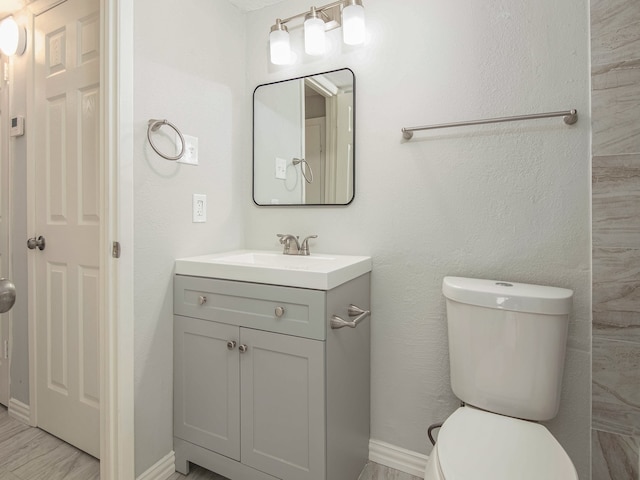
xmin=0 ymin=406 xmax=223 ymax=480
xmin=0 ymin=405 xmax=417 ymax=480
xmin=0 ymin=405 xmax=99 ymax=480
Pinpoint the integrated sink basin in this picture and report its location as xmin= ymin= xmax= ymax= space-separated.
xmin=175 ymin=250 xmax=372 ymax=290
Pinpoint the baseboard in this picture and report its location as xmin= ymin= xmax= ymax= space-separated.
xmin=135 ymin=441 xmax=426 ymax=479
xmin=369 ymin=439 xmax=429 ymax=478
xmin=136 ymin=451 xmax=176 ymax=480
xmin=8 ymin=398 xmax=31 ymax=426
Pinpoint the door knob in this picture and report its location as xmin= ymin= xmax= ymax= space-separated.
xmin=238 ymin=344 xmax=248 ymax=353
xmin=0 ymin=278 xmax=16 ymax=313
xmin=27 ymin=236 xmax=46 ymax=251
xmin=227 ymin=340 xmax=237 ymax=350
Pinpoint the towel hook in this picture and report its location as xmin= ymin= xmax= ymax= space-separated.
xmin=147 ymin=119 xmax=186 ymax=161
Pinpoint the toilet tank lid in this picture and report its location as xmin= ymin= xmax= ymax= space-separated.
xmin=442 ymin=276 xmax=573 ymax=315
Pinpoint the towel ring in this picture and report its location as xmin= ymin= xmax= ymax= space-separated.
xmin=147 ymin=119 xmax=185 ymax=161
xmin=292 ymin=158 xmax=314 ymax=184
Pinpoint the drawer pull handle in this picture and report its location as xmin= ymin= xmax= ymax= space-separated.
xmin=275 ymin=306 xmax=285 ymax=317
xmin=227 ymin=341 xmax=237 ymax=350
xmin=198 ymin=295 xmax=207 ymax=305
xmin=238 ymin=344 xmax=248 ymax=353
xmin=330 ymin=304 xmax=371 ymax=330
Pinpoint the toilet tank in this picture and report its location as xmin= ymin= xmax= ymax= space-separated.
xmin=442 ymin=277 xmax=573 ymax=421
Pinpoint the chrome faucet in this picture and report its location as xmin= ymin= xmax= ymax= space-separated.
xmin=277 ymin=234 xmax=301 ymax=255
xmin=277 ymin=234 xmax=318 ymax=256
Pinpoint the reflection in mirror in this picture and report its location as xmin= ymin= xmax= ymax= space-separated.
xmin=253 ymin=68 xmax=355 ymax=206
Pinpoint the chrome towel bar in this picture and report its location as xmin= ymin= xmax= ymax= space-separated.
xmin=402 ymin=109 xmax=578 ymax=140
xmin=330 ymin=304 xmax=371 ymax=329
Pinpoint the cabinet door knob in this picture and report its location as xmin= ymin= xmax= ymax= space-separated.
xmin=198 ymin=295 xmax=207 ymax=305
xmin=227 ymin=340 xmax=237 ymax=350
xmin=275 ymin=306 xmax=285 ymax=317
xmin=238 ymin=344 xmax=248 ymax=353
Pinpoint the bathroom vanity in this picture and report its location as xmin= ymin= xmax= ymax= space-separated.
xmin=173 ymin=251 xmax=372 ymax=480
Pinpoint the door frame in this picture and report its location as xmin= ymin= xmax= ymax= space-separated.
xmin=0 ymin=53 xmax=14 ymax=408
xmin=25 ymin=0 xmax=134 ymax=478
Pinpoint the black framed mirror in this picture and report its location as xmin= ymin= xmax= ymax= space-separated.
xmin=253 ymin=68 xmax=355 ymax=206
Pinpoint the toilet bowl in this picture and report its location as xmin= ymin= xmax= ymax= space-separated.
xmin=424 ymin=406 xmax=578 ymax=480
xmin=424 ymin=277 xmax=578 ymax=480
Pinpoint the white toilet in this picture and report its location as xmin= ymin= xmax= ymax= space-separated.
xmin=424 ymin=276 xmax=579 ymax=480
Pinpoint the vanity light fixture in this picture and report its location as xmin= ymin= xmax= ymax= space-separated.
xmin=342 ymin=0 xmax=365 ymax=45
xmin=0 ymin=16 xmax=27 ymax=57
xmin=269 ymin=19 xmax=291 ymax=65
xmin=304 ymin=7 xmax=325 ymax=56
xmin=269 ymin=0 xmax=366 ymax=65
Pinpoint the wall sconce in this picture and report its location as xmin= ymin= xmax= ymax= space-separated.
xmin=269 ymin=0 xmax=365 ymax=65
xmin=0 ymin=16 xmax=27 ymax=56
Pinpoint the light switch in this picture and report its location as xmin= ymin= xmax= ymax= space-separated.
xmin=177 ymin=134 xmax=199 ymax=165
xmin=275 ymin=157 xmax=287 ymax=180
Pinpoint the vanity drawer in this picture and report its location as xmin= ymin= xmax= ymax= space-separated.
xmin=174 ymin=275 xmax=326 ymax=340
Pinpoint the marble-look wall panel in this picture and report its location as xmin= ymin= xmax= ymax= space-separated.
xmin=591 ymin=0 xmax=640 ymax=67
xmin=593 ymin=247 xmax=640 ymax=342
xmin=592 ymin=430 xmax=640 ymax=480
xmin=592 ymin=337 xmax=640 ymax=436
xmin=592 ymin=155 xmax=640 ymax=247
xmin=592 ymin=62 xmax=640 ymax=156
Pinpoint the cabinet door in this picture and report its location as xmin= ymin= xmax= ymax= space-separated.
xmin=174 ymin=315 xmax=240 ymax=460
xmin=240 ymin=329 xmax=325 ymax=480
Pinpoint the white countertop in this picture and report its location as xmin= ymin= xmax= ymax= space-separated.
xmin=175 ymin=250 xmax=372 ymax=290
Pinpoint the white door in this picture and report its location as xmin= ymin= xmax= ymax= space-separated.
xmin=304 ymin=118 xmax=325 ymax=204
xmin=31 ymin=0 xmax=101 ymax=458
xmin=335 ymin=92 xmax=353 ymax=204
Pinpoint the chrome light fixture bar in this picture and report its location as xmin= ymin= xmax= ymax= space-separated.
xmin=269 ymin=0 xmax=365 ymax=65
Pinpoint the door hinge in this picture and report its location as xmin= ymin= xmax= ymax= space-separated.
xmin=3 ymin=340 xmax=8 ymax=360
xmin=112 ymin=241 xmax=121 ymax=259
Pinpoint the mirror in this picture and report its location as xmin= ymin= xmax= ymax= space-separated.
xmin=253 ymin=68 xmax=355 ymax=206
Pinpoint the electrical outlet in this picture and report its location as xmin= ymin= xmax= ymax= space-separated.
xmin=193 ymin=194 xmax=206 ymax=223
xmin=177 ymin=134 xmax=199 ymax=165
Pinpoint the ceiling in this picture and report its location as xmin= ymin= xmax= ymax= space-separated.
xmin=227 ymin=0 xmax=286 ymax=11
xmin=0 ymin=0 xmax=27 ymax=19
xmin=1 ymin=0 xmax=286 ymax=18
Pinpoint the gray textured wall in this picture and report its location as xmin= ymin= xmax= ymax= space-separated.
xmin=132 ymin=0 xmax=246 ymax=475
xmin=244 ymin=0 xmax=592 ymax=478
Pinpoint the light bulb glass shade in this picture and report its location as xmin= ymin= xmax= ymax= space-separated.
xmin=0 ymin=16 xmax=26 ymax=56
xmin=304 ymin=16 xmax=325 ymax=56
xmin=269 ymin=28 xmax=291 ymax=65
xmin=342 ymin=4 xmax=365 ymax=45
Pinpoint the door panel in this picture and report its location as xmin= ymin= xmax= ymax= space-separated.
xmin=240 ymin=329 xmax=325 ymax=480
xmin=304 ymin=118 xmax=325 ymax=204
xmin=33 ymin=0 xmax=101 ymax=458
xmin=174 ymin=316 xmax=240 ymax=460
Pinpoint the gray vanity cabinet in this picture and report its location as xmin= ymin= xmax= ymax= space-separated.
xmin=173 ymin=273 xmax=370 ymax=480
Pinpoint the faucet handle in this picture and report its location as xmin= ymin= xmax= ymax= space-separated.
xmin=300 ymin=235 xmax=318 ymax=256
